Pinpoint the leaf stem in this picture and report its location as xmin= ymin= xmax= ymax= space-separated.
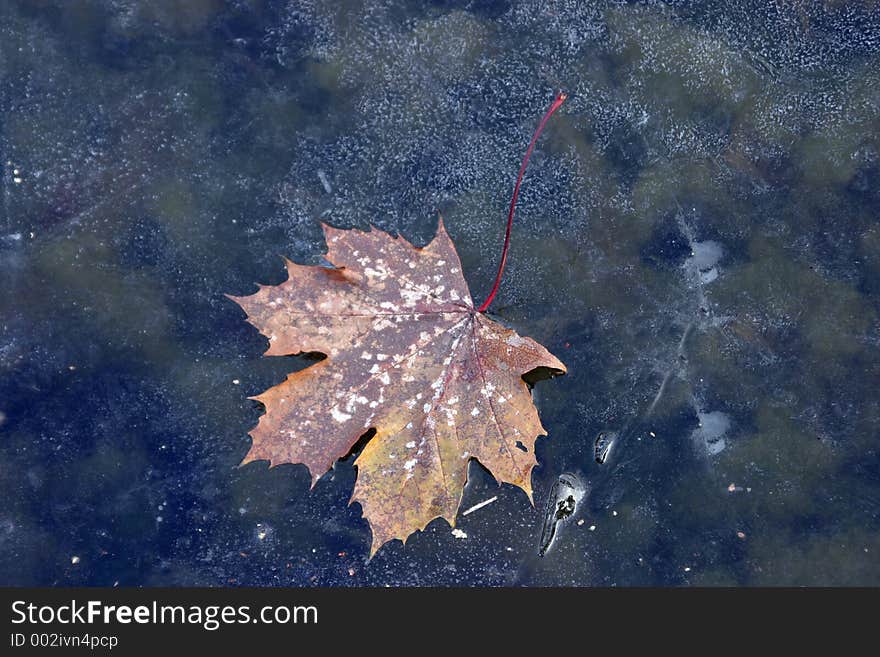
xmin=476 ymin=92 xmax=568 ymax=314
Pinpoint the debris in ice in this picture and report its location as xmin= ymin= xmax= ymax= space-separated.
xmin=461 ymin=495 xmax=498 ymax=516
xmin=317 ymin=170 xmax=332 ymax=194
xmin=594 ymin=430 xmax=617 ymax=464
xmin=539 ymin=472 xmax=587 ymax=556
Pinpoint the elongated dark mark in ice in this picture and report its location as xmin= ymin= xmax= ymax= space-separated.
xmin=538 ymin=472 xmax=586 ymax=557
xmin=594 ymin=430 xmax=617 ymax=465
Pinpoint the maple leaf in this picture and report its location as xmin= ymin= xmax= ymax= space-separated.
xmin=230 ymin=219 xmax=566 ymax=555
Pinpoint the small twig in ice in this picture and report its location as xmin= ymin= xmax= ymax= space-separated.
xmin=461 ymin=496 xmax=498 ymax=516
xmin=317 ymin=170 xmax=332 ymax=195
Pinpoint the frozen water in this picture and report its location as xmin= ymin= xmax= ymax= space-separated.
xmin=1 ymin=1 xmax=878 ymax=586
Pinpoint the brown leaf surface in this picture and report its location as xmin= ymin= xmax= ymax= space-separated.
xmin=230 ymin=220 xmax=565 ymax=555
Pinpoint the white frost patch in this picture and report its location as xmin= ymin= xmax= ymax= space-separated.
xmin=330 ymin=407 xmax=352 ymax=423
xmin=376 ymin=353 xmax=389 ymax=361
xmin=423 ymin=403 xmax=432 ymax=413
xmin=405 ymin=441 xmax=416 ymax=448
xmin=346 ymin=395 xmax=368 ymax=412
xmin=689 ymin=240 xmax=724 ymax=270
xmin=378 ymin=372 xmax=391 ymax=385
xmin=506 ymin=334 xmax=526 ymax=347
xmin=372 ymin=318 xmax=395 ymax=332
xmin=360 ymin=351 xmax=372 ymax=360
xmin=471 ymin=408 xmax=480 ymax=417
xmin=691 ymin=410 xmax=731 ymax=456
xmin=403 ymin=459 xmax=417 ymax=471
xmin=400 ymin=288 xmax=427 ymax=307
xmin=451 ymin=528 xmax=467 ymax=539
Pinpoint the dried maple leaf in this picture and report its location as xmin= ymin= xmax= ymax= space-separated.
xmin=231 ymin=93 xmax=569 ymax=555
xmin=230 ymin=219 xmax=566 ymax=554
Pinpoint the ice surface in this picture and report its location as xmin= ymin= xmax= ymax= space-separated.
xmin=1 ymin=1 xmax=878 ymax=586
